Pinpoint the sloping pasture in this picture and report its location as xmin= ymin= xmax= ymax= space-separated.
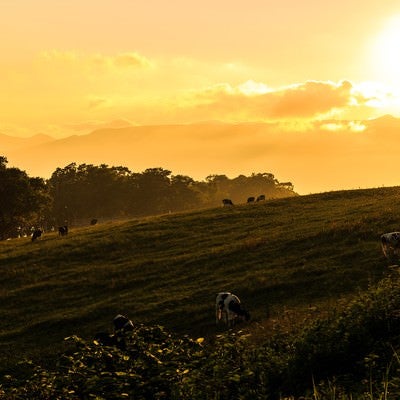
xmin=1 ymin=186 xmax=399 ymax=371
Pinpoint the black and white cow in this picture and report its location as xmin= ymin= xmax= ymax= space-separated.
xmin=381 ymin=232 xmax=400 ymax=262
xmin=215 ymin=292 xmax=250 ymax=327
xmin=222 ymin=199 xmax=234 ymax=206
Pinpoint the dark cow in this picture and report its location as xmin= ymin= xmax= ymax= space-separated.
xmin=247 ymin=197 xmax=255 ymax=203
xmin=94 ymin=314 xmax=134 ymax=350
xmin=58 ymin=225 xmax=68 ymax=236
xmin=222 ymin=199 xmax=234 ymax=206
xmin=381 ymin=232 xmax=400 ymax=262
xmin=216 ymin=292 xmax=250 ymax=327
xmin=113 ymin=314 xmax=134 ymax=333
xmin=256 ymin=194 xmax=266 ymax=202
xmin=31 ymin=229 xmax=42 ymax=242
xmin=90 ymin=219 xmax=98 ymax=225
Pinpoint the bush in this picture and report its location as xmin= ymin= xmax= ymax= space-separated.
xmin=284 ymin=274 xmax=400 ymax=397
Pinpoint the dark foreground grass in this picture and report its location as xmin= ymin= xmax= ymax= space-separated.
xmin=5 ymin=274 xmax=400 ymax=399
xmin=1 ymin=186 xmax=400 ymax=376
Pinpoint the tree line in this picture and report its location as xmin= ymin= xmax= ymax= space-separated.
xmin=0 ymin=156 xmax=296 ymax=240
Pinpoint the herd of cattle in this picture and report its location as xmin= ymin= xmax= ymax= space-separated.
xmin=222 ymin=195 xmax=266 ymax=206
xmin=92 ymin=230 xmax=400 ymax=345
xmin=25 ymin=200 xmax=400 ymax=334
xmin=31 ymin=225 xmax=69 ymax=241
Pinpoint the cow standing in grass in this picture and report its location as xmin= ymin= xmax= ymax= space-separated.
xmin=216 ymin=292 xmax=250 ymax=327
xmin=31 ymin=229 xmax=42 ymax=242
xmin=222 ymin=199 xmax=234 ymax=207
xmin=58 ymin=225 xmax=68 ymax=236
xmin=381 ymin=232 xmax=400 ymax=263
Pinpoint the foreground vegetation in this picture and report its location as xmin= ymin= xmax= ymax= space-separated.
xmin=1 ymin=186 xmax=400 ymax=398
xmin=4 ymin=275 xmax=400 ymax=399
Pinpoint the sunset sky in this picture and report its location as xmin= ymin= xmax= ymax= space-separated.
xmin=2 ymin=1 xmax=400 ymax=193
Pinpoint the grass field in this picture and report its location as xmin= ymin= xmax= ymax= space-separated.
xmin=1 ymin=186 xmax=399 ymax=375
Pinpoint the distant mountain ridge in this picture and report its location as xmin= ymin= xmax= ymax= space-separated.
xmin=0 ymin=133 xmax=54 ymax=152
xmin=2 ymin=116 xmax=400 ymax=194
xmin=3 ymin=122 xmax=255 ymax=179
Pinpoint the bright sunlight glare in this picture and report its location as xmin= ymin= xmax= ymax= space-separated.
xmin=372 ymin=15 xmax=400 ymax=88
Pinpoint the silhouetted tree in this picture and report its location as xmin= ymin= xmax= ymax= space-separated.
xmin=0 ymin=157 xmax=50 ymax=240
xmin=169 ymin=175 xmax=200 ymax=211
xmin=45 ymin=162 xmax=297 ymax=225
xmin=204 ymin=175 xmax=231 ymax=206
xmin=133 ymin=168 xmax=173 ymax=215
xmin=200 ymin=172 xmax=295 ymax=206
xmin=48 ymin=163 xmax=133 ymax=224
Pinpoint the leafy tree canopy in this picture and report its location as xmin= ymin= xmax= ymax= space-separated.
xmin=0 ymin=157 xmax=50 ymax=240
xmin=1 ymin=157 xmax=296 ymax=238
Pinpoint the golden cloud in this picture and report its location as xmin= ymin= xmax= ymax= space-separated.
xmin=269 ymin=80 xmax=354 ymax=117
xmin=187 ymin=80 xmax=359 ymax=121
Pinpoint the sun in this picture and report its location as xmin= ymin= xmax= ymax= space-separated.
xmin=371 ymin=15 xmax=400 ymax=87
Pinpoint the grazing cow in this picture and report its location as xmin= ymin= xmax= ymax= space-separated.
xmin=222 ymin=199 xmax=234 ymax=206
xmin=90 ymin=219 xmax=98 ymax=225
xmin=94 ymin=314 xmax=134 ymax=350
xmin=31 ymin=229 xmax=42 ymax=242
xmin=215 ymin=292 xmax=250 ymax=327
xmin=381 ymin=232 xmax=400 ymax=262
xmin=113 ymin=314 xmax=134 ymax=334
xmin=256 ymin=194 xmax=266 ymax=202
xmin=113 ymin=314 xmax=134 ymax=350
xmin=58 ymin=225 xmax=68 ymax=236
xmin=247 ymin=197 xmax=255 ymax=203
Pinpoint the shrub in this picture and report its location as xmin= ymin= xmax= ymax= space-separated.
xmin=283 ymin=274 xmax=400 ymax=397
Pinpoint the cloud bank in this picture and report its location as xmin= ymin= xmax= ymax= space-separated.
xmin=0 ymin=49 xmax=395 ymax=138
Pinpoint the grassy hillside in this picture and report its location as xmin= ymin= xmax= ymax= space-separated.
xmin=1 ymin=186 xmax=399 ymax=374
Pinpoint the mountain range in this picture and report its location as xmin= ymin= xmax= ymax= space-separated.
xmin=2 ymin=115 xmax=400 ymax=194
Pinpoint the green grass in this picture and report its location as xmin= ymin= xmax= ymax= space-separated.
xmin=1 ymin=186 xmax=400 ymax=373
